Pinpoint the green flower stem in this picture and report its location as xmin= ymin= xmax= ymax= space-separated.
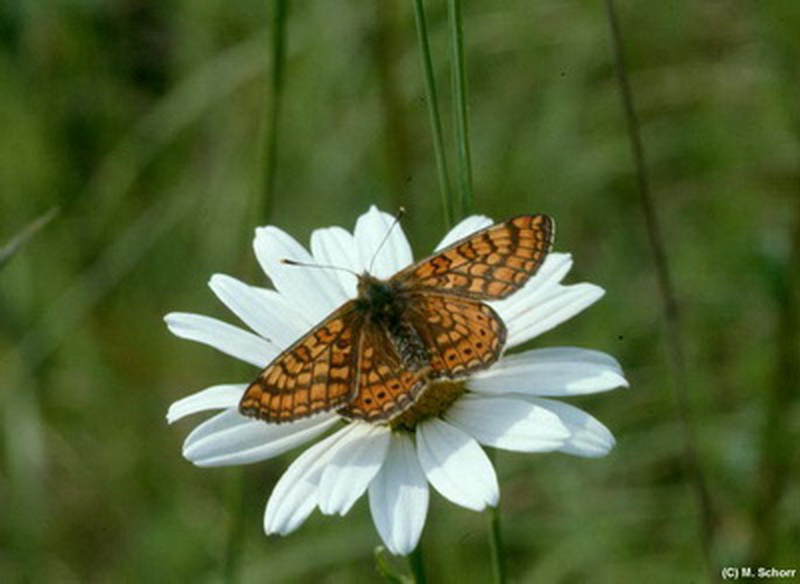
xmin=486 ymin=449 xmax=506 ymax=584
xmin=408 ymin=544 xmax=428 ymax=584
xmin=411 ymin=0 xmax=455 ymax=228
xmin=261 ymin=0 xmax=289 ymax=222
xmin=446 ymin=0 xmax=474 ymax=218
xmin=488 ymin=505 xmax=506 ymax=584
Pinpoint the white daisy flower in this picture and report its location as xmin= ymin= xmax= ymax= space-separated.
xmin=166 ymin=206 xmax=627 ymax=556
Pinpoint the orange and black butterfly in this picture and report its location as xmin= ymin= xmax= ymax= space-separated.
xmin=239 ymin=215 xmax=555 ymax=424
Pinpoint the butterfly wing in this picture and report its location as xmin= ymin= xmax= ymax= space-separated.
xmin=239 ymin=303 xmax=364 ymax=423
xmin=405 ymin=293 xmax=506 ymax=378
xmin=338 ymin=320 xmax=427 ymax=423
xmin=393 ymin=214 xmax=554 ymax=300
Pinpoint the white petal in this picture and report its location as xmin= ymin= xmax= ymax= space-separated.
xmin=502 ymin=283 xmax=605 ymax=348
xmin=354 ymin=206 xmax=413 ymax=279
xmin=253 ymin=226 xmax=348 ymax=322
xmin=493 ymin=253 xmax=574 ymax=320
xmin=416 ymin=418 xmax=498 ymax=511
xmin=183 ymin=409 xmax=339 ymax=467
xmin=526 ymin=398 xmax=616 ymax=457
xmin=310 ymin=226 xmax=362 ymax=299
xmin=434 ymin=215 xmax=493 ymax=251
xmin=167 ymin=384 xmax=245 ymax=423
xmin=209 ymin=274 xmax=307 ymax=348
xmin=318 ymin=424 xmax=391 ymax=515
xmin=369 ymin=432 xmax=429 ymax=556
xmin=469 ymin=348 xmax=628 ymax=397
xmin=445 ymin=394 xmax=569 ymax=452
xmin=164 ymin=312 xmax=277 ymax=368
xmin=264 ymin=423 xmax=363 ymax=535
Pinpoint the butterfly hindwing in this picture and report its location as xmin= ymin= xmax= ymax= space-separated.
xmin=239 ymin=304 xmax=363 ymax=423
xmin=338 ymin=321 xmax=426 ymax=423
xmin=394 ymin=214 xmax=554 ymax=300
xmin=405 ymin=292 xmax=506 ymax=378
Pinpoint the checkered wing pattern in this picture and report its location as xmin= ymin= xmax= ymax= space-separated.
xmin=239 ymin=304 xmax=363 ymax=423
xmin=394 ymin=215 xmax=554 ymax=300
xmin=339 ymin=322 xmax=426 ymax=423
xmin=405 ymin=293 xmax=506 ymax=377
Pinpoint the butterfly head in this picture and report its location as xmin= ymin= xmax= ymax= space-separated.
xmin=356 ymin=272 xmax=398 ymax=313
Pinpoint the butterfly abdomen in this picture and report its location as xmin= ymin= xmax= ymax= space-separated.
xmin=385 ymin=313 xmax=430 ymax=372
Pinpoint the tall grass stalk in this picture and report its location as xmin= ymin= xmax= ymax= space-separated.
xmin=447 ymin=0 xmax=474 ymax=216
xmin=261 ymin=0 xmax=289 ymax=223
xmin=603 ymin=0 xmax=716 ymax=574
xmin=443 ymin=4 xmax=508 ymax=574
xmin=443 ymin=4 xmax=506 ymax=577
xmin=0 ymin=207 xmax=59 ymax=270
xmin=412 ymin=0 xmax=455 ymax=228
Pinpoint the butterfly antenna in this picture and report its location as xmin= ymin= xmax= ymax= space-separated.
xmin=368 ymin=207 xmax=406 ymax=274
xmin=280 ymin=258 xmax=359 ymax=278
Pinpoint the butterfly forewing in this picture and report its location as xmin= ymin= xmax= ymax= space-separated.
xmin=338 ymin=322 xmax=426 ymax=423
xmin=394 ymin=214 xmax=554 ymax=300
xmin=239 ymin=305 xmax=363 ymax=423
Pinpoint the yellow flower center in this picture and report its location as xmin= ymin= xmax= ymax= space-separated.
xmin=389 ymin=379 xmax=467 ymax=430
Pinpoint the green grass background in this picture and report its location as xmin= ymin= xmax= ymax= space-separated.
xmin=1 ymin=0 xmax=798 ymax=581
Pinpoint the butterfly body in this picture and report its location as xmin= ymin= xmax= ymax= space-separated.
xmin=355 ymin=273 xmax=432 ymax=373
xmin=239 ymin=214 xmax=555 ymax=425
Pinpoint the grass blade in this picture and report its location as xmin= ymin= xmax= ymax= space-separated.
xmin=0 ymin=207 xmax=59 ymax=271
xmin=447 ymin=0 xmax=474 ymax=217
xmin=260 ymin=0 xmax=289 ymax=223
xmin=412 ymin=0 xmax=455 ymax=228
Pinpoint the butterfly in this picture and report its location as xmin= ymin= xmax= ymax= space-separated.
xmin=239 ymin=215 xmax=555 ymax=424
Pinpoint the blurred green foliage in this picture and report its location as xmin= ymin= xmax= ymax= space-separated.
xmin=1 ymin=0 xmax=799 ymax=582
